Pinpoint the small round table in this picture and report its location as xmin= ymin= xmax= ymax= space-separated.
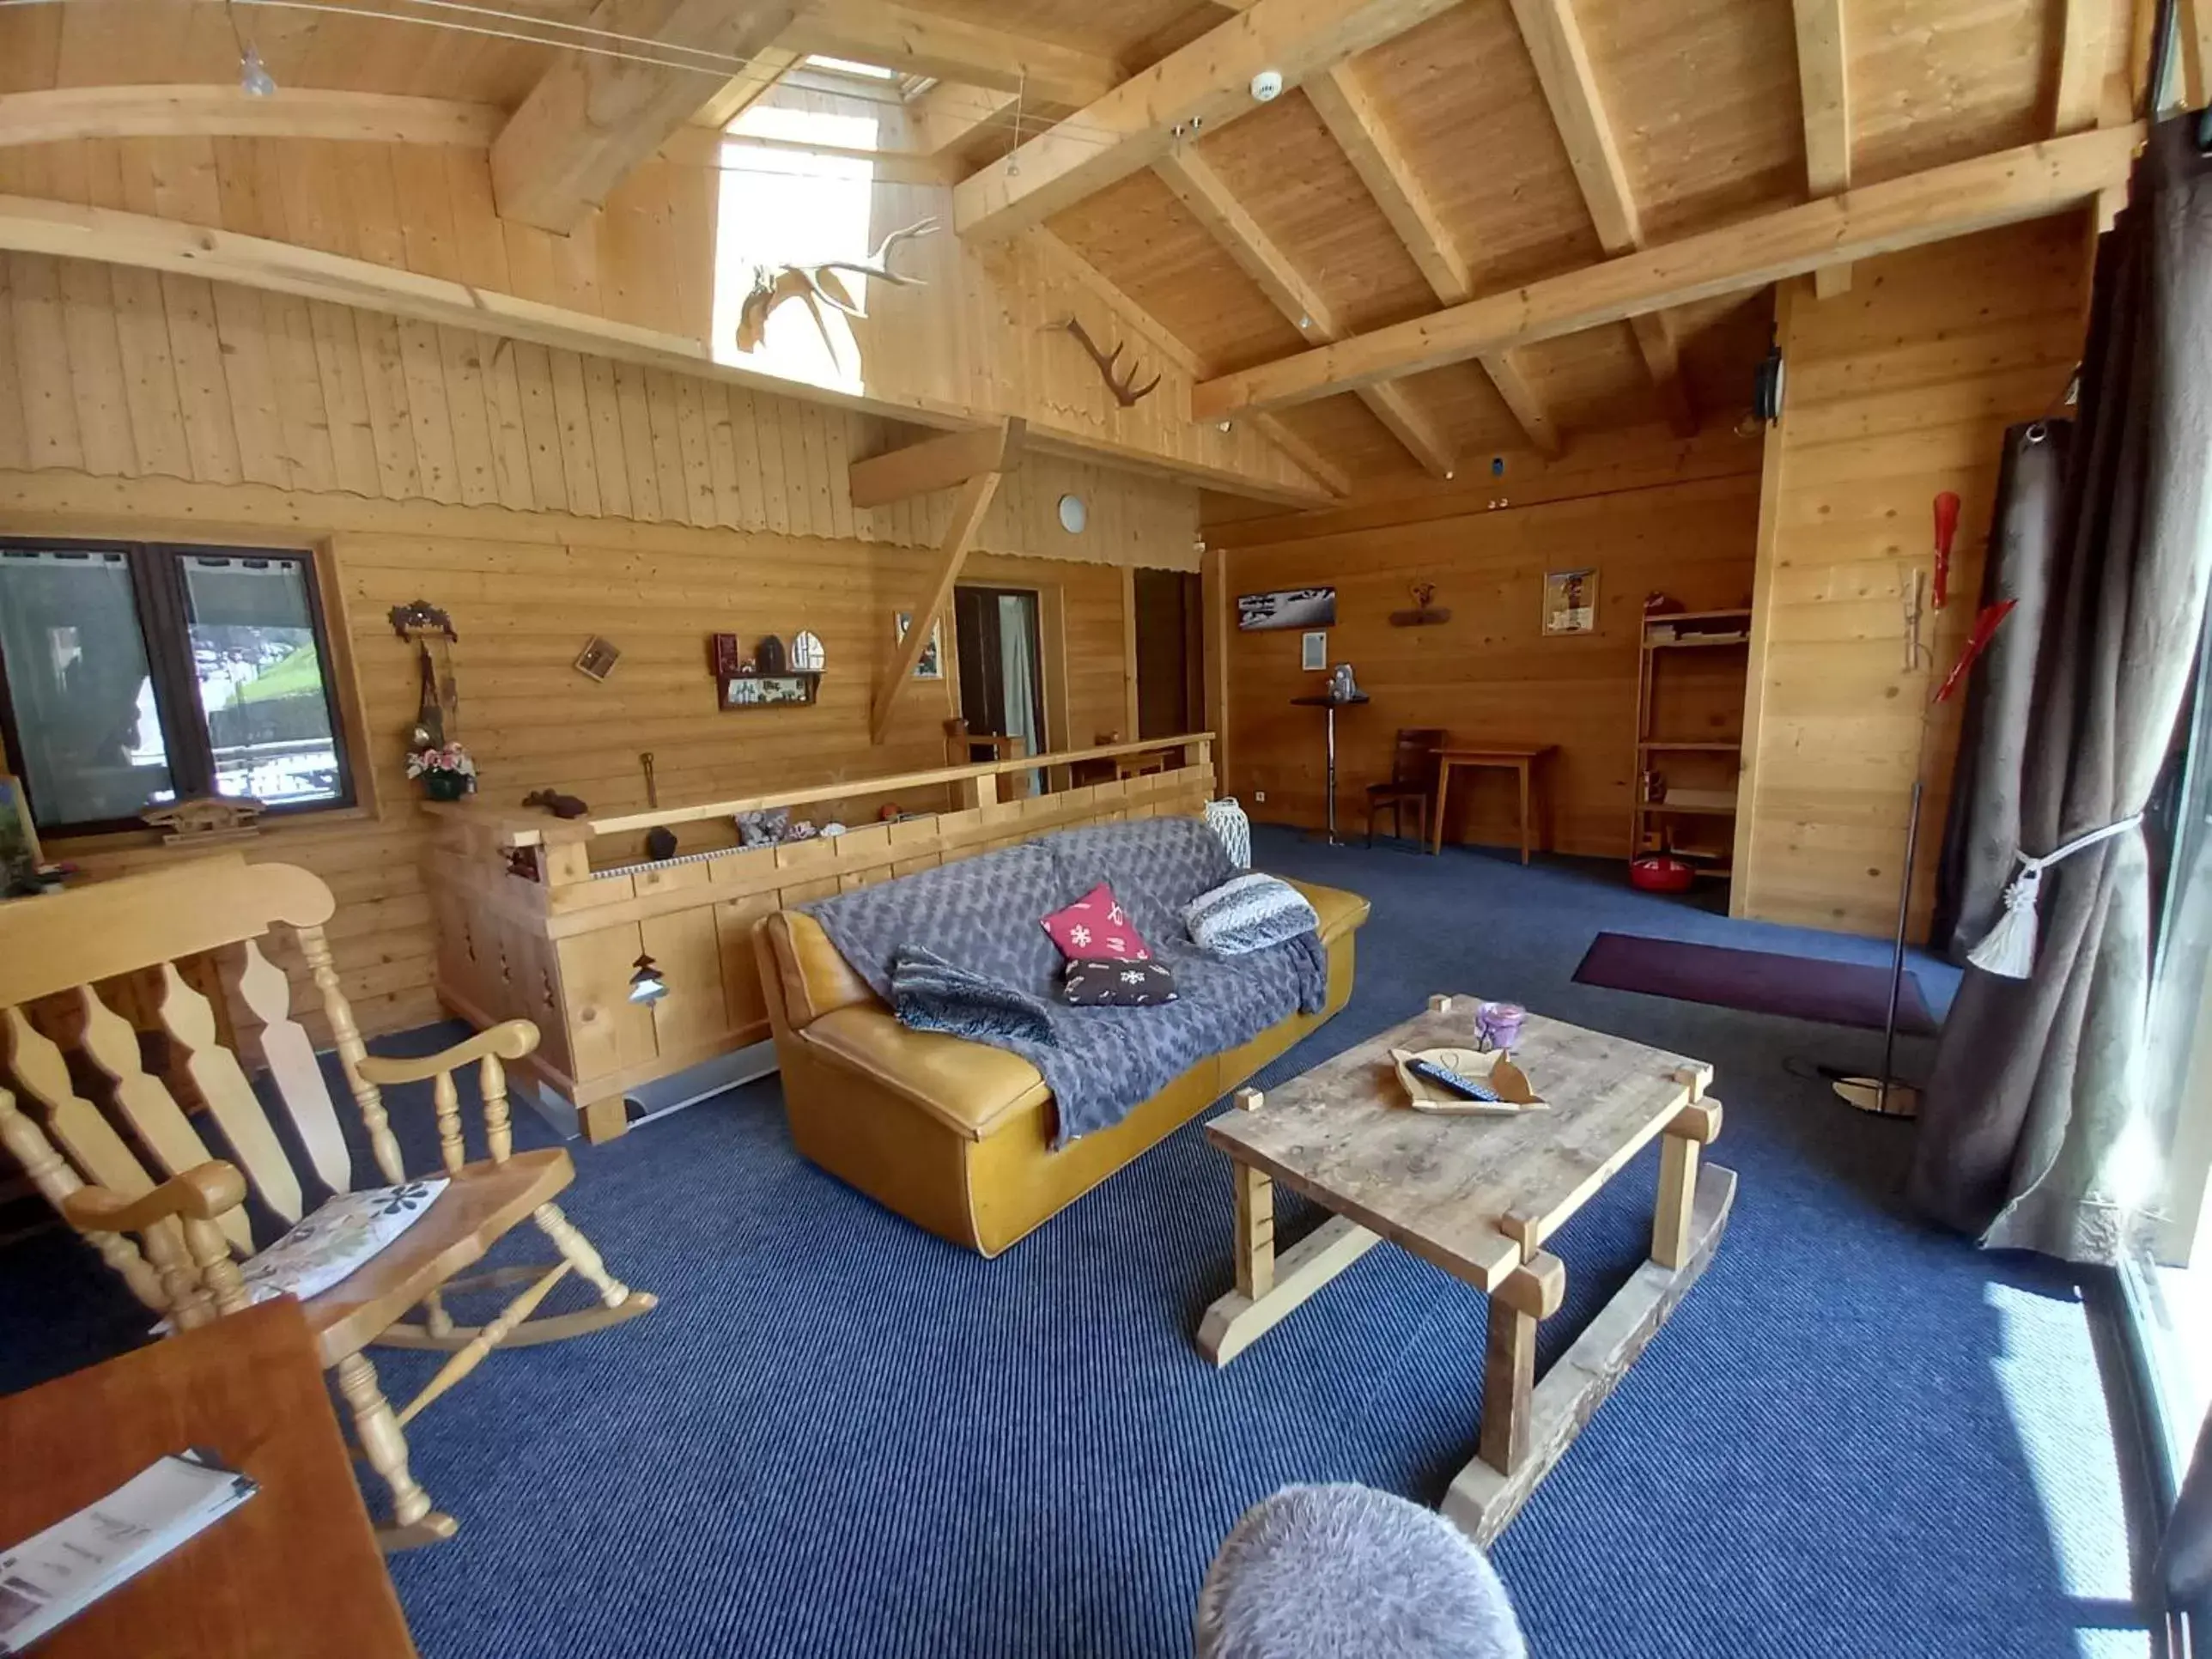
xmin=1291 ymin=691 xmax=1369 ymax=846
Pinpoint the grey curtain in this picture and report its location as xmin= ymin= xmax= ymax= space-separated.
xmin=1907 ymin=118 xmax=2212 ymax=1261
xmin=2168 ymin=1415 xmax=2212 ymax=1611
xmin=1931 ymin=422 xmax=2073 ymax=959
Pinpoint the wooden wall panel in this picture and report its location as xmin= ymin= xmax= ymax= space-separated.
xmin=0 ymin=250 xmax=1200 ymax=569
xmin=1217 ymin=441 xmax=1761 ymax=857
xmin=0 ymin=130 xmax=1319 ymax=501
xmin=0 ymin=468 xmax=1148 ymax=1043
xmin=1732 ymin=216 xmax=2089 ymax=939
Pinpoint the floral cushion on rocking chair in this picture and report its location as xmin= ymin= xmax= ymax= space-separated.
xmin=236 ymin=1178 xmax=450 ymax=1309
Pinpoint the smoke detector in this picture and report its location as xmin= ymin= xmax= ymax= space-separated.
xmin=1251 ymin=69 xmax=1285 ymax=102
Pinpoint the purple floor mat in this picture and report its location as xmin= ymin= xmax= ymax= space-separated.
xmin=1571 ymin=932 xmax=1939 ymax=1036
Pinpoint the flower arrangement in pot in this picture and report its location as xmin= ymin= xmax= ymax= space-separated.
xmin=406 ymin=740 xmax=478 ymax=802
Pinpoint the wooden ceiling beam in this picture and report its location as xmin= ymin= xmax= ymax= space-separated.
xmin=1506 ymin=0 xmax=1638 ymax=249
xmin=1156 ymin=148 xmax=1453 ymax=477
xmin=1790 ymin=0 xmax=1854 ymax=297
xmin=692 ymin=46 xmax=802 ymax=131
xmin=1190 ymin=124 xmax=2143 ymax=417
xmin=783 ymin=0 xmax=1120 ymax=106
xmin=2053 ymin=0 xmax=2112 ymax=134
xmin=1036 ymin=225 xmax=1351 ymax=498
xmin=0 ymin=86 xmax=500 ymax=149
xmin=490 ymin=0 xmax=794 ymax=233
xmin=1301 ymin=63 xmax=1562 ymax=457
xmin=912 ymin=84 xmax=1021 ymax=157
xmin=1506 ymin=0 xmax=1693 ymax=433
xmin=850 ymin=418 xmax=1024 ymax=508
xmin=953 ymin=0 xmax=1461 ymax=240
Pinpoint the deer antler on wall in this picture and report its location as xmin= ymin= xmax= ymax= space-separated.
xmin=735 ymin=217 xmax=940 ymax=360
xmin=1055 ymin=316 xmax=1163 ymax=408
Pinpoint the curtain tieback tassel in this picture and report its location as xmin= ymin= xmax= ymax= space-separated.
xmin=1966 ymin=815 xmax=2142 ymax=979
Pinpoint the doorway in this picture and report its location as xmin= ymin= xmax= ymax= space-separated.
xmin=1134 ymin=568 xmax=1204 ymax=739
xmin=953 ymin=585 xmax=1046 ymax=791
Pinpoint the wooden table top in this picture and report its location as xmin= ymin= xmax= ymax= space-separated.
xmin=1208 ymin=1000 xmax=1709 ymax=1293
xmin=0 ymin=1297 xmax=417 ymax=1659
xmin=1434 ymin=744 xmax=1557 ymax=762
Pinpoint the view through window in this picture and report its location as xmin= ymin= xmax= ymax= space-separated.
xmin=0 ymin=541 xmax=352 ymax=836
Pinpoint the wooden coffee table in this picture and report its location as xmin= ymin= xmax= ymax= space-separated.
xmin=1199 ymin=994 xmax=1735 ymax=1546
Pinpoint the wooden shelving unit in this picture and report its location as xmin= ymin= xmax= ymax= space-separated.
xmin=1631 ymin=609 xmax=1752 ymax=884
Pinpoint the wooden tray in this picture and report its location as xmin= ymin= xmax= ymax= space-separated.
xmin=1388 ymin=1047 xmax=1549 ymax=1115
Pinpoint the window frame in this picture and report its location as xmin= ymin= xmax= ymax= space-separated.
xmin=0 ymin=536 xmax=359 ymax=839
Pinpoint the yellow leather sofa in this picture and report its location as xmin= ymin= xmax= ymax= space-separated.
xmin=753 ymin=877 xmax=1369 ymax=1255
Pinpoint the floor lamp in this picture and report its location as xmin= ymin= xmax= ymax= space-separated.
xmin=1832 ymin=495 xmax=2014 ymax=1119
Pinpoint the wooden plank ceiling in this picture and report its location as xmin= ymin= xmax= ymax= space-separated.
xmin=0 ymin=0 xmax=2142 ymax=490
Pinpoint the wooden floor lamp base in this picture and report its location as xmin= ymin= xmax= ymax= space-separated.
xmin=1832 ymin=1077 xmax=1921 ymax=1118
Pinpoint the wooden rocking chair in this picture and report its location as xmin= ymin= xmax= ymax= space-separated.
xmin=0 ymin=855 xmax=656 ymax=1550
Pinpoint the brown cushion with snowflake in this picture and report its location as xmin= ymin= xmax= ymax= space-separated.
xmin=1061 ymin=958 xmax=1179 ymax=1007
xmin=1039 ymin=882 xmax=1153 ymax=962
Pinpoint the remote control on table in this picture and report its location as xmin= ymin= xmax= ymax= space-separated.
xmin=1407 ymin=1057 xmax=1503 ymax=1103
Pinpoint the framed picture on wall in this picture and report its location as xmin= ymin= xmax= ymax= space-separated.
xmin=1542 ymin=568 xmax=1599 ymax=635
xmin=895 ymin=611 xmax=945 ymax=679
xmin=1301 ymin=631 xmax=1328 ymax=671
xmin=1238 ymin=587 xmax=1336 ymax=631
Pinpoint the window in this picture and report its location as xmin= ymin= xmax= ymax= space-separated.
xmin=0 ymin=539 xmax=355 ymax=836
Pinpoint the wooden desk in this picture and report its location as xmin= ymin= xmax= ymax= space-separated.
xmin=1431 ymin=744 xmax=1556 ymax=863
xmin=0 ymin=1298 xmax=416 ymax=1659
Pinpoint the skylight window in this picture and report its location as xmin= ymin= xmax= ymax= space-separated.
xmin=802 ymin=54 xmax=901 ymax=80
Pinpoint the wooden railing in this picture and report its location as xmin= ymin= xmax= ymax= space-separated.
xmin=423 ymin=732 xmax=1215 ymax=850
xmin=418 ymin=733 xmax=1217 ymax=1141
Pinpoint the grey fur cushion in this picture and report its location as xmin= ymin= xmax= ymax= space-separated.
xmin=1185 ymin=873 xmax=1319 ymax=957
xmin=1194 ymin=1486 xmax=1528 ymax=1659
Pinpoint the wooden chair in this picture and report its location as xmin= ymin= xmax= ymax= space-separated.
xmin=1075 ymin=730 xmax=1168 ymax=787
xmin=1364 ymin=728 xmax=1445 ymax=848
xmin=0 ymin=855 xmax=655 ymax=1550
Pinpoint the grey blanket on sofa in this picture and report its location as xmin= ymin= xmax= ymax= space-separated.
xmin=800 ymin=818 xmax=1328 ymax=1145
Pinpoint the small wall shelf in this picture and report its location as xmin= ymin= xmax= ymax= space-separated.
xmin=719 ymin=672 xmax=822 ymax=709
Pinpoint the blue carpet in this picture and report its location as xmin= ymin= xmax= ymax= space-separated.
xmin=0 ymin=829 xmax=2147 ymax=1657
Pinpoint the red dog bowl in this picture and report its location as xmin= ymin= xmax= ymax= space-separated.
xmin=1629 ymin=855 xmax=1696 ymax=893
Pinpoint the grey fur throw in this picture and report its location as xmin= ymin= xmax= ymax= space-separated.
xmin=890 ymin=945 xmax=1057 ymax=1046
xmin=802 ymin=818 xmax=1326 ymax=1145
xmin=1194 ymin=1485 xmax=1528 ymax=1659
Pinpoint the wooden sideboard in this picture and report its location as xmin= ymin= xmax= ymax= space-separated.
xmin=421 ymin=734 xmax=1215 ymax=1140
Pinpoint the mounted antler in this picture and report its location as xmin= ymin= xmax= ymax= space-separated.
xmin=736 ymin=218 xmax=941 ymax=357
xmin=1056 ymin=316 xmax=1163 ymax=408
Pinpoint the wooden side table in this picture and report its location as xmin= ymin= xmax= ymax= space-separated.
xmin=0 ymin=1297 xmax=417 ymax=1658
xmin=1431 ymin=744 xmax=1557 ymax=863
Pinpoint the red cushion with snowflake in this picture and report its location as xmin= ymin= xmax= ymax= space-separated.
xmin=1039 ymin=882 xmax=1152 ymax=963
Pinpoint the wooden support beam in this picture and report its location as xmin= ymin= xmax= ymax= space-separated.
xmin=0 ymin=86 xmax=500 ymax=149
xmin=849 ymin=418 xmax=1024 ymax=507
xmin=1156 ymin=148 xmax=1454 ymax=477
xmin=1507 ymin=0 xmax=1640 ymax=251
xmin=1628 ymin=313 xmax=1698 ymax=437
xmin=872 ymin=469 xmax=1002 ymax=742
xmin=2054 ymin=0 xmax=2112 ymax=135
xmin=954 ymin=0 xmax=1461 ymax=240
xmin=912 ymin=84 xmax=1021 ymax=157
xmin=784 ymin=0 xmax=1121 ymax=106
xmin=1507 ymin=0 xmax=1694 ymax=428
xmin=1191 ymin=124 xmax=2143 ymax=416
xmin=692 ymin=46 xmax=801 ymax=131
xmin=1301 ymin=64 xmax=1560 ymax=457
xmin=2185 ymin=0 xmax=2212 ymax=109
xmin=491 ymin=0 xmax=795 ymax=233
xmin=1791 ymin=0 xmax=1853 ymax=297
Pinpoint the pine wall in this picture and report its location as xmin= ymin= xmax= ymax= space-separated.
xmin=0 ymin=251 xmax=1189 ymax=1040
